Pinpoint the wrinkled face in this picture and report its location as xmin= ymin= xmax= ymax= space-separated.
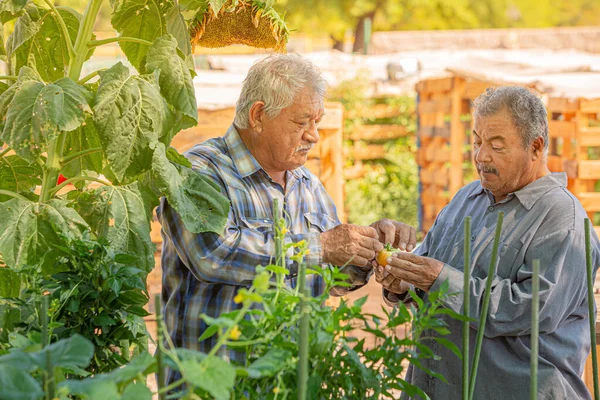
xmin=472 ymin=111 xmax=536 ymax=202
xmin=257 ymin=88 xmax=324 ymax=172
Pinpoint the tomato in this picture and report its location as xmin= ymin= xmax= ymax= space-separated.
xmin=376 ymin=243 xmax=398 ymax=266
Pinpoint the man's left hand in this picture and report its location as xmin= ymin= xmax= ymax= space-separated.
xmin=370 ymin=219 xmax=416 ymax=251
xmin=384 ymin=252 xmax=444 ymax=292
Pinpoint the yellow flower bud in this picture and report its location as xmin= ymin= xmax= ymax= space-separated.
xmin=229 ymin=325 xmax=242 ymax=340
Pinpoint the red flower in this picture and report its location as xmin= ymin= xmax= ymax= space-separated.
xmin=57 ymin=174 xmax=67 ymax=185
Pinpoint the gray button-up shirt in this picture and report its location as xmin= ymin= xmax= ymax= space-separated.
xmin=400 ymin=173 xmax=600 ymax=399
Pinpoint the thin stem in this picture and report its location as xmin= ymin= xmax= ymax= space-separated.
xmin=530 ymin=259 xmax=540 ymax=400
xmin=68 ymin=0 xmax=103 ymax=80
xmin=60 ymin=147 xmax=102 ymax=166
xmin=0 ymin=147 xmax=11 ymax=157
xmin=88 ymin=37 xmax=153 ymax=48
xmin=155 ymin=295 xmax=166 ymax=400
xmin=297 ymin=258 xmax=309 ymax=400
xmin=158 ymin=378 xmax=186 ymax=395
xmin=462 ymin=216 xmax=471 ymax=400
xmin=39 ymin=132 xmax=65 ymax=203
xmin=42 ymin=0 xmax=75 ymax=59
xmin=0 ymin=190 xmax=30 ymax=201
xmin=48 ymin=176 xmax=111 ymax=197
xmin=78 ymin=69 xmax=106 ymax=85
xmin=469 ymin=211 xmax=504 ymax=400
xmin=585 ymin=218 xmax=600 ymax=400
xmin=273 ymin=198 xmax=284 ymax=303
xmin=206 ymin=302 xmax=252 ymax=359
xmin=41 ymin=296 xmax=55 ymax=400
xmin=0 ymin=76 xmax=18 ymax=80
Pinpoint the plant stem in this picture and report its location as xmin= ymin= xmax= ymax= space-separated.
xmin=60 ymin=147 xmax=102 ymax=166
xmin=68 ymin=0 xmax=103 ymax=81
xmin=206 ymin=302 xmax=252 ymax=359
xmin=41 ymin=296 xmax=55 ymax=400
xmin=585 ymin=218 xmax=600 ymax=400
xmin=88 ymin=37 xmax=153 ymax=48
xmin=0 ymin=76 xmax=18 ymax=80
xmin=39 ymin=132 xmax=65 ymax=203
xmin=155 ymin=295 xmax=166 ymax=400
xmin=273 ymin=198 xmax=284 ymax=302
xmin=48 ymin=175 xmax=111 ymax=197
xmin=530 ymin=259 xmax=540 ymax=400
xmin=462 ymin=216 xmax=471 ymax=400
xmin=297 ymin=258 xmax=309 ymax=400
xmin=0 ymin=190 xmax=30 ymax=201
xmin=42 ymin=0 xmax=75 ymax=59
xmin=78 ymin=69 xmax=107 ymax=84
xmin=0 ymin=146 xmax=11 ymax=157
xmin=469 ymin=211 xmax=504 ymax=400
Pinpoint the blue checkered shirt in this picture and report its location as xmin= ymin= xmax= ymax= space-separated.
xmin=157 ymin=126 xmax=369 ymax=384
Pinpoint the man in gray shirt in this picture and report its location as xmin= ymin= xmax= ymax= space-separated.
xmin=378 ymin=86 xmax=600 ymax=399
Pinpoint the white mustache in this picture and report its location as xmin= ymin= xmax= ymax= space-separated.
xmin=478 ymin=164 xmax=499 ymax=175
xmin=296 ymin=145 xmax=314 ymax=152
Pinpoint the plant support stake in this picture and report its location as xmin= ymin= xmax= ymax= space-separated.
xmin=469 ymin=211 xmax=504 ymax=400
xmin=585 ymin=218 xmax=599 ymax=400
xmin=462 ymin=217 xmax=472 ymax=400
xmin=530 ymin=259 xmax=540 ymax=400
xmin=297 ymin=258 xmax=309 ymax=400
xmin=155 ymin=294 xmax=166 ymax=400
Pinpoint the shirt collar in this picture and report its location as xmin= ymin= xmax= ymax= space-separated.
xmin=224 ymin=125 xmax=312 ymax=181
xmin=467 ymin=172 xmax=567 ymax=210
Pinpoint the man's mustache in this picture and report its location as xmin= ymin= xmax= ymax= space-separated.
xmin=478 ymin=164 xmax=499 ymax=175
xmin=296 ymin=145 xmax=314 ymax=152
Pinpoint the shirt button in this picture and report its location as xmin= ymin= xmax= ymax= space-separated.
xmin=488 ymin=206 xmax=494 ymax=212
xmin=471 ymin=235 xmax=476 ymax=241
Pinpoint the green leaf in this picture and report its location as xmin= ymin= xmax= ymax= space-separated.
xmin=0 ymin=27 xmax=5 ymax=60
xmin=165 ymin=4 xmax=192 ymax=58
xmin=15 ymin=7 xmax=86 ymax=82
xmin=166 ymin=146 xmax=191 ymax=167
xmin=0 ymin=349 xmax=35 ymax=371
xmin=197 ymin=324 xmax=219 ymax=342
xmin=0 ymin=364 xmax=43 ymax=400
xmin=0 ymin=268 xmax=20 ymax=297
xmin=0 ymin=0 xmax=28 ymax=23
xmin=5 ymin=3 xmax=41 ymax=57
xmin=146 ymin=35 xmax=197 ymax=130
xmin=152 ymin=142 xmax=229 ymax=234
xmin=0 ymin=155 xmax=42 ymax=202
xmin=31 ymin=334 xmax=94 ymax=370
xmin=0 ymin=198 xmax=89 ymax=268
xmin=61 ymin=118 xmax=103 ymax=179
xmin=94 ymin=63 xmax=172 ymax=181
xmin=110 ymin=0 xmax=170 ymax=70
xmin=181 ymin=356 xmax=236 ymax=400
xmin=246 ymin=349 xmax=291 ymax=378
xmin=121 ymin=382 xmax=152 ymax=399
xmin=179 ymin=0 xmax=206 ymax=12
xmin=434 ymin=337 xmax=462 ymax=359
xmin=1 ymin=77 xmax=91 ymax=161
xmin=208 ymin=0 xmax=228 ymax=15
xmin=74 ymin=183 xmax=155 ymax=272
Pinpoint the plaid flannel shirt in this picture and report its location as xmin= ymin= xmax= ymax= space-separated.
xmin=156 ymin=126 xmax=370 ymax=384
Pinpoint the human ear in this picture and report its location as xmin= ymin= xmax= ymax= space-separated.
xmin=249 ymin=101 xmax=266 ymax=133
xmin=531 ymin=137 xmax=544 ymax=160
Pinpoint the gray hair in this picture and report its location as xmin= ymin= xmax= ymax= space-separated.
xmin=233 ymin=54 xmax=327 ymax=129
xmin=473 ymin=86 xmax=548 ymax=154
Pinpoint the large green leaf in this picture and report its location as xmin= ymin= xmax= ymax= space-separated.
xmin=245 ymin=349 xmax=291 ymax=378
xmin=146 ymin=35 xmax=197 ymax=130
xmin=0 ymin=154 xmax=41 ymax=202
xmin=181 ymin=355 xmax=236 ymax=400
xmin=61 ymin=118 xmax=103 ymax=179
xmin=151 ymin=142 xmax=229 ymax=234
xmin=94 ymin=63 xmax=173 ymax=181
xmin=75 ymin=183 xmax=155 ymax=272
xmin=0 ymin=198 xmax=89 ymax=268
xmin=0 ymin=365 xmax=43 ymax=400
xmin=110 ymin=0 xmax=171 ymax=70
xmin=165 ymin=4 xmax=193 ymax=66
xmin=0 ymin=27 xmax=5 ymax=60
xmin=0 ymin=0 xmax=28 ymax=23
xmin=5 ymin=3 xmax=40 ymax=57
xmin=1 ymin=77 xmax=91 ymax=161
xmin=15 ymin=7 xmax=85 ymax=82
xmin=30 ymin=334 xmax=94 ymax=370
xmin=0 ymin=268 xmax=20 ymax=297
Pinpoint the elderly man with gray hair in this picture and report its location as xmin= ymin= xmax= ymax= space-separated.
xmin=157 ymin=53 xmax=416 ymax=386
xmin=378 ymin=86 xmax=600 ymax=399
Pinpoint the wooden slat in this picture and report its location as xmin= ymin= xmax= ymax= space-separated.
xmin=577 ymin=193 xmax=600 ymax=213
xmin=579 ymin=127 xmax=600 ymax=147
xmin=548 ymin=120 xmax=576 ymax=139
xmin=350 ymin=145 xmax=387 ymax=160
xmin=578 ymin=160 xmax=600 ymax=179
xmin=463 ymin=80 xmax=490 ymax=100
xmin=418 ymin=98 xmax=452 ymax=114
xmin=424 ymin=146 xmax=450 ymax=163
xmin=419 ymin=125 xmax=450 ymax=139
xmin=349 ymin=125 xmax=408 ymax=141
xmin=416 ymin=77 xmax=454 ymax=94
xmin=354 ymin=103 xmax=407 ymax=119
xmin=580 ymin=99 xmax=600 ymax=113
xmin=547 ymin=97 xmax=579 ymax=113
xmin=151 ymin=220 xmax=162 ymax=244
xmin=319 ymin=103 xmax=344 ymax=130
xmin=547 ymin=155 xmax=565 ymax=172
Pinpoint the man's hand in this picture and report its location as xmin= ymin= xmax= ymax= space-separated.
xmin=321 ymin=224 xmax=383 ymax=267
xmin=383 ymin=252 xmax=444 ymax=291
xmin=370 ymin=219 xmax=416 ymax=251
xmin=375 ymin=264 xmax=411 ymax=294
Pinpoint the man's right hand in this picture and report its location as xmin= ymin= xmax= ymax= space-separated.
xmin=375 ymin=264 xmax=411 ymax=294
xmin=320 ymin=224 xmax=383 ymax=267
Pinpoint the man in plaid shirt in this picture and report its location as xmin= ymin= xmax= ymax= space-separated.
xmin=157 ymin=54 xmax=416 ymax=386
